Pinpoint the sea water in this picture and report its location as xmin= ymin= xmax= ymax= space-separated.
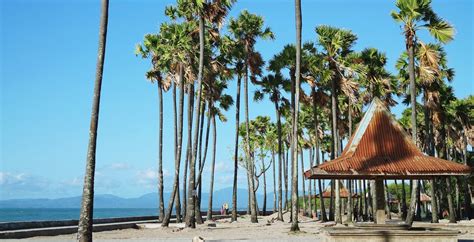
xmin=0 ymin=208 xmax=158 ymax=222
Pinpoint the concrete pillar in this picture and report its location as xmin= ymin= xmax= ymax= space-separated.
xmin=374 ymin=178 xmax=386 ymax=224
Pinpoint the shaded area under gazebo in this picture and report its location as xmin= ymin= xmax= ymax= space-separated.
xmin=304 ymin=98 xmax=472 ymax=225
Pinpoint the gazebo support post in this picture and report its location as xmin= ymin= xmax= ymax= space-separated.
xmin=374 ymin=178 xmax=386 ymax=224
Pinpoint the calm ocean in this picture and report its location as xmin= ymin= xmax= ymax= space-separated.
xmin=0 ymin=208 xmax=158 ymax=222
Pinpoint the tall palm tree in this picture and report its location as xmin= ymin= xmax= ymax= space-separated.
xmin=148 ymin=21 xmax=196 ymax=227
xmin=229 ymin=10 xmax=274 ymax=223
xmin=135 ymin=33 xmax=173 ymax=223
xmin=360 ymin=48 xmax=399 ymax=107
xmin=254 ymin=73 xmax=289 ymax=221
xmin=77 ymin=0 xmax=109 ymax=241
xmin=291 ymin=0 xmax=302 ymax=231
xmin=315 ymin=25 xmax=358 ymax=223
xmin=206 ymin=78 xmax=233 ymax=220
xmin=391 ymin=0 xmax=454 ymax=225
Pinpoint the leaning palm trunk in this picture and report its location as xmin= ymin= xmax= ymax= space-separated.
xmin=162 ymin=66 xmax=185 ymax=227
xmin=207 ymin=115 xmax=217 ymax=221
xmin=195 ymin=102 xmax=209 ymax=225
xmin=231 ymin=74 xmax=241 ymax=222
xmin=186 ymin=15 xmax=205 ymax=229
xmin=406 ymin=180 xmax=419 ymax=225
xmin=77 ymin=1 xmax=108 ymax=241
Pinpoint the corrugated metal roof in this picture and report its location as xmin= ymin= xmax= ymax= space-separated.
xmin=305 ymin=98 xmax=472 ymax=179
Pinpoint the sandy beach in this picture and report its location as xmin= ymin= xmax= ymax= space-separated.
xmin=13 ymin=212 xmax=474 ymax=241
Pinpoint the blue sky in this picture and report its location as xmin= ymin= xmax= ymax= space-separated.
xmin=1 ymin=0 xmax=473 ymax=200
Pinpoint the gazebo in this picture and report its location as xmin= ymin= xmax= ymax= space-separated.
xmin=304 ymin=98 xmax=472 ymax=224
xmin=318 ymin=180 xmax=359 ymax=198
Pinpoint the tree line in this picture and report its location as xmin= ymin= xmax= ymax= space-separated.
xmin=77 ymin=0 xmax=472 ymax=240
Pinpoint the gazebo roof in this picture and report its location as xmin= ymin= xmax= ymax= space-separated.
xmin=304 ymin=98 xmax=472 ymax=179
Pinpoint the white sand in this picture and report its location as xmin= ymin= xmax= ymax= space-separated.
xmin=17 ymin=213 xmax=474 ymax=241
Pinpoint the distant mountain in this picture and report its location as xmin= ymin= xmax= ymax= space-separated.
xmin=0 ymin=188 xmax=277 ymax=210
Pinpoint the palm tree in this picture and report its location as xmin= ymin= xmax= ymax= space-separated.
xmin=315 ymin=25 xmax=358 ymax=223
xmin=291 ymin=0 xmax=302 ymax=231
xmin=229 ymin=10 xmax=274 ymax=223
xmin=360 ymin=48 xmax=399 ymax=107
xmin=147 ymin=21 xmax=195 ymax=227
xmin=254 ymin=73 xmax=289 ymax=221
xmin=135 ymin=33 xmax=173 ymax=223
xmin=77 ymin=0 xmax=109 ymax=241
xmin=391 ymin=0 xmax=454 ymax=225
xmin=206 ymin=78 xmax=234 ymax=220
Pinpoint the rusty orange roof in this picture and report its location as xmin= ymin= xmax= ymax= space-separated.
xmin=305 ymin=98 xmax=472 ymax=179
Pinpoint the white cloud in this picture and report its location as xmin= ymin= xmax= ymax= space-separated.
xmin=99 ymin=162 xmax=132 ymax=171
xmin=135 ymin=168 xmax=171 ymax=188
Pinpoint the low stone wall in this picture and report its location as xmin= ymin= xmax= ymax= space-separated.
xmin=321 ymin=226 xmax=461 ymax=242
xmin=0 ymin=215 xmax=159 ymax=231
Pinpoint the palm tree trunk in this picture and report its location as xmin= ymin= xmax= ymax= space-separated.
xmin=275 ymin=101 xmax=284 ymax=221
xmin=335 ymin=180 xmax=342 ymax=223
xmin=401 ymin=179 xmax=407 ymax=220
xmin=232 ymin=74 xmax=241 ymax=222
xmin=384 ymin=180 xmax=391 ymax=220
xmin=284 ymin=145 xmax=289 ymax=211
xmin=162 ymin=65 xmax=185 ymax=227
xmin=348 ymin=98 xmax=352 ymax=137
xmin=300 ymin=149 xmax=306 ymax=216
xmin=415 ymin=181 xmax=421 ymax=220
xmin=405 ymin=31 xmax=418 ymax=226
xmin=157 ymin=82 xmax=165 ymax=223
xmin=455 ymin=178 xmax=460 ymax=220
xmin=172 ymin=83 xmax=181 ymax=222
xmin=307 ymin=150 xmax=313 ymax=217
xmin=346 ymin=179 xmax=353 ymax=223
xmin=446 ymin=177 xmax=456 ymax=223
xmin=272 ymin=148 xmax=277 ymax=214
xmin=185 ymin=15 xmax=205 ymax=228
xmin=329 ymin=180 xmax=335 ymax=221
xmin=363 ymin=180 xmax=368 ymax=220
xmin=318 ymin=179 xmax=327 ymax=221
xmin=195 ymin=102 xmax=208 ymax=225
xmin=290 ymin=0 xmax=302 ymax=231
xmin=370 ymin=180 xmax=377 ymax=222
xmin=262 ymin=155 xmax=267 ymax=216
xmin=430 ymin=178 xmax=439 ymax=223
xmin=244 ymin=54 xmax=258 ymax=223
xmin=207 ymin=115 xmax=217 ymax=221
xmin=77 ymin=1 xmax=108 ymax=240
xmin=183 ymin=83 xmax=194 ymax=220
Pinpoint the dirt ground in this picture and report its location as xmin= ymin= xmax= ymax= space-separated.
xmin=17 ymin=212 xmax=474 ymax=241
